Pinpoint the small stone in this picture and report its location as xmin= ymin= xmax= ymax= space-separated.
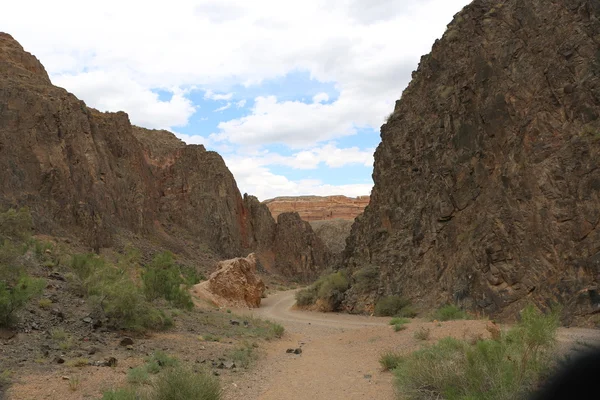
xmin=31 ymin=322 xmax=40 ymax=330
xmin=229 ymin=320 xmax=240 ymax=326
xmin=213 ymin=371 xmax=220 ymax=376
xmin=61 ymin=376 xmax=70 ymax=380
xmin=126 ymin=345 xmax=133 ymax=351
xmin=105 ymin=357 xmax=117 ymax=367
xmin=224 ymin=361 xmax=236 ymax=369
xmin=293 ymin=348 xmax=302 ymax=355
xmin=119 ymin=337 xmax=134 ymax=346
xmin=364 ymin=374 xmax=372 ymax=380
xmin=82 ymin=317 xmax=92 ymax=324
xmin=286 ymin=348 xmax=295 ymax=353
xmin=55 ymin=357 xmax=65 ymax=364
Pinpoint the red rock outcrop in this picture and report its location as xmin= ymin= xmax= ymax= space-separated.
xmin=192 ymin=253 xmax=266 ymax=308
xmin=0 ymin=32 xmax=330 ymax=280
xmin=341 ymin=0 xmax=600 ymax=323
xmin=264 ymin=195 xmax=369 ymax=222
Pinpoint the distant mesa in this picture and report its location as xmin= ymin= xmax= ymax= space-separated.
xmin=263 ymin=195 xmax=370 ymax=222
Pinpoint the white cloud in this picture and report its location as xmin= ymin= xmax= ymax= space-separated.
xmin=214 ymin=103 xmax=232 ymax=112
xmin=312 ymin=92 xmax=329 ymax=103
xmin=204 ymin=89 xmax=234 ymax=101
xmin=235 ymin=99 xmax=247 ymax=108
xmin=53 ymin=71 xmax=196 ymax=129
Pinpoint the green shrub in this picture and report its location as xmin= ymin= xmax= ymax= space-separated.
xmin=390 ymin=317 xmax=410 ymax=326
xmin=271 ymin=323 xmax=285 ymax=338
xmin=352 ymin=265 xmax=379 ymax=293
xmin=374 ymin=296 xmax=411 ymax=317
xmin=127 ymin=366 xmax=150 ymax=385
xmin=394 ymin=324 xmax=408 ymax=332
xmin=229 ymin=342 xmax=258 ymax=368
xmin=0 ymin=207 xmax=33 ymax=242
xmin=394 ymin=304 xmax=560 ymax=400
xmin=101 ymin=388 xmax=137 ymax=400
xmin=150 ymin=366 xmax=221 ymax=400
xmin=0 ymin=275 xmax=45 ymax=327
xmin=69 ymin=253 xmax=172 ymax=331
xmin=295 ymin=271 xmax=349 ymax=311
xmin=147 ymin=351 xmax=179 ymax=369
xmin=295 ymin=287 xmax=317 ymax=307
xmin=142 ymin=252 xmax=193 ymax=310
xmin=432 ymin=304 xmax=469 ymax=321
xmin=380 ymin=351 xmax=403 ymax=371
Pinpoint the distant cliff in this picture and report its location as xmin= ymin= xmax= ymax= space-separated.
xmin=264 ymin=195 xmax=370 ymax=222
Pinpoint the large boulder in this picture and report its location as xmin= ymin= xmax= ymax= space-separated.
xmin=193 ymin=253 xmax=266 ymax=308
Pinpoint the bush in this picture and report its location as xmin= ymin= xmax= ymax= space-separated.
xmin=142 ymin=252 xmax=193 ymax=310
xmin=0 ymin=275 xmax=45 ymax=327
xmin=271 ymin=323 xmax=285 ymax=338
xmin=414 ymin=327 xmax=431 ymax=341
xmin=127 ymin=366 xmax=150 ymax=385
xmin=294 ymin=271 xmax=350 ymax=311
xmin=380 ymin=351 xmax=403 ymax=371
xmin=150 ymin=366 xmax=221 ymax=400
xmin=432 ymin=304 xmax=469 ymax=321
xmin=69 ymin=253 xmax=172 ymax=331
xmin=229 ymin=342 xmax=258 ymax=368
xmin=390 ymin=317 xmax=410 ymax=326
xmin=374 ymin=296 xmax=411 ymax=317
xmin=394 ymin=304 xmax=560 ymax=400
xmin=0 ymin=207 xmax=33 ymax=242
xmin=394 ymin=323 xmax=408 ymax=332
xmin=352 ymin=265 xmax=379 ymax=293
xmin=101 ymin=388 xmax=137 ymax=400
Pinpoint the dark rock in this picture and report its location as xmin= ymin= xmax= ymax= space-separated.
xmin=294 ymin=348 xmax=302 ymax=354
xmin=229 ymin=320 xmax=240 ymax=326
xmin=55 ymin=357 xmax=65 ymax=364
xmin=286 ymin=348 xmax=295 ymax=353
xmin=341 ymin=0 xmax=600 ymax=322
xmin=119 ymin=337 xmax=134 ymax=346
xmin=48 ymin=272 xmax=66 ymax=281
xmin=88 ymin=347 xmax=99 ymax=355
xmin=104 ymin=357 xmax=117 ymax=367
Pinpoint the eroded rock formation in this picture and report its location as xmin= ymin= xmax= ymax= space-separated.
xmin=193 ymin=253 xmax=266 ymax=308
xmin=264 ymin=195 xmax=369 ymax=222
xmin=342 ymin=0 xmax=600 ymax=323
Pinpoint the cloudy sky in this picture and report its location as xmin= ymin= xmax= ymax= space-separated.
xmin=2 ymin=0 xmax=470 ymax=201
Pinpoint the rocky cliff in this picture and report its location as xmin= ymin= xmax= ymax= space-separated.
xmin=0 ymin=32 xmax=329 ymax=279
xmin=264 ymin=195 xmax=369 ymax=222
xmin=341 ymin=0 xmax=600 ymax=323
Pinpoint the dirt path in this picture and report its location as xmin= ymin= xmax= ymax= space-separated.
xmin=222 ymin=291 xmax=493 ymax=400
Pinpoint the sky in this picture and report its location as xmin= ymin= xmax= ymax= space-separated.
xmin=1 ymin=0 xmax=471 ymax=201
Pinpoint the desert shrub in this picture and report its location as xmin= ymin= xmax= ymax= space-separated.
xmin=0 ymin=207 xmax=33 ymax=242
xmin=432 ymin=304 xmax=469 ymax=321
xmin=414 ymin=327 xmax=431 ymax=341
xmin=352 ymin=265 xmax=379 ymax=293
xmin=147 ymin=351 xmax=179 ymax=369
xmin=380 ymin=351 xmax=403 ymax=371
xmin=374 ymin=295 xmax=411 ymax=317
xmin=229 ymin=342 xmax=258 ymax=368
xmin=142 ymin=252 xmax=193 ymax=310
xmin=69 ymin=253 xmax=172 ymax=331
xmin=390 ymin=317 xmax=411 ymax=326
xmin=294 ymin=271 xmax=349 ymax=311
xmin=0 ymin=275 xmax=45 ymax=327
xmin=394 ymin=324 xmax=408 ymax=332
xmin=150 ymin=366 xmax=221 ymax=400
xmin=295 ymin=286 xmax=318 ymax=306
xmin=394 ymin=304 xmax=560 ymax=400
xmin=127 ymin=366 xmax=150 ymax=385
xmin=271 ymin=323 xmax=285 ymax=338
xmin=101 ymin=388 xmax=137 ymax=400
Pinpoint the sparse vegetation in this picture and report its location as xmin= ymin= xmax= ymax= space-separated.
xmin=128 ymin=366 xmax=151 ymax=385
xmin=390 ymin=317 xmax=411 ymax=332
xmin=229 ymin=342 xmax=258 ymax=368
xmin=66 ymin=358 xmax=89 ymax=368
xmin=150 ymin=366 xmax=221 ymax=400
xmin=0 ymin=208 xmax=46 ymax=327
xmin=142 ymin=251 xmax=194 ymax=310
xmin=271 ymin=322 xmax=285 ymax=338
xmin=295 ymin=271 xmax=349 ymax=311
xmin=380 ymin=351 xmax=403 ymax=371
xmin=393 ymin=304 xmax=561 ymax=400
xmin=352 ymin=265 xmax=380 ymax=293
xmin=374 ymin=295 xmax=415 ymax=317
xmin=102 ymin=388 xmax=137 ymax=400
xmin=414 ymin=327 xmax=431 ymax=341
xmin=431 ymin=304 xmax=469 ymax=321
xmin=37 ymin=297 xmax=52 ymax=308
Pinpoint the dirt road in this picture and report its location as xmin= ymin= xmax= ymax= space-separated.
xmin=222 ymin=291 xmax=492 ymax=400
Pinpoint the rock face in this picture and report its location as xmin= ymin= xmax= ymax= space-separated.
xmin=342 ymin=0 xmax=600 ymax=322
xmin=193 ymin=253 xmax=266 ymax=308
xmin=310 ymin=219 xmax=354 ymax=261
xmin=273 ymin=213 xmax=330 ymax=282
xmin=0 ymin=32 xmax=328 ymax=280
xmin=264 ymin=195 xmax=370 ymax=222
